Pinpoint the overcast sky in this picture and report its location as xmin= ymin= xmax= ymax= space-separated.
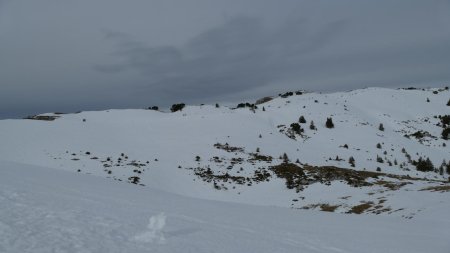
xmin=1 ymin=0 xmax=450 ymax=118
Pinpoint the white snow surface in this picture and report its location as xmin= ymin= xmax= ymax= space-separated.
xmin=1 ymin=160 xmax=449 ymax=253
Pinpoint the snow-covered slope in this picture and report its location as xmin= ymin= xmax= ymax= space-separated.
xmin=0 ymin=87 xmax=449 ymax=217
xmin=1 ymin=160 xmax=449 ymax=253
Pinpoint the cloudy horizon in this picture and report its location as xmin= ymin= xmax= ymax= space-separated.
xmin=1 ymin=0 xmax=450 ymax=119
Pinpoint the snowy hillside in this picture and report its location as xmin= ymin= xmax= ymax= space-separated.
xmin=0 ymin=87 xmax=449 ymax=217
xmin=1 ymin=87 xmax=450 ymax=252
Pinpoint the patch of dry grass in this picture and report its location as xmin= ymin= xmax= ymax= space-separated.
xmin=420 ymin=185 xmax=450 ymax=192
xmin=347 ymin=202 xmax=374 ymax=214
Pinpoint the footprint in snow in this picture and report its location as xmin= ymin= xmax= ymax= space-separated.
xmin=133 ymin=212 xmax=166 ymax=244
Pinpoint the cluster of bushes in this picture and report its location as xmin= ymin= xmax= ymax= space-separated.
xmin=412 ymin=157 xmax=435 ymax=172
xmin=279 ymin=91 xmax=303 ymax=98
xmin=171 ymin=103 xmax=185 ymax=112
xmin=439 ymin=115 xmax=450 ymax=126
xmin=438 ymin=115 xmax=450 ymax=140
xmin=236 ymin=102 xmax=256 ymax=109
xmin=442 ymin=128 xmax=450 ymax=140
xmin=290 ymin=123 xmax=303 ymax=135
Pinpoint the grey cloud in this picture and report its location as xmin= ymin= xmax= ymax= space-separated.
xmin=96 ymin=10 xmax=450 ymax=103
xmin=96 ymin=17 xmax=349 ymax=100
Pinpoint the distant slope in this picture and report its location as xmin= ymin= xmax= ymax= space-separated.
xmin=0 ymin=87 xmax=449 ymax=215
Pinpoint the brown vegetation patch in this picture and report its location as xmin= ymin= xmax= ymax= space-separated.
xmin=248 ymin=153 xmax=273 ymax=162
xmin=374 ymin=180 xmax=411 ymax=191
xmin=319 ymin=204 xmax=341 ymax=212
xmin=213 ymin=143 xmax=245 ymax=153
xmin=420 ymin=185 xmax=450 ymax=192
xmin=347 ymin=202 xmax=374 ymax=214
xmin=301 ymin=203 xmax=341 ymax=212
xmin=270 ymin=163 xmax=308 ymax=192
xmin=303 ymin=165 xmax=379 ymax=187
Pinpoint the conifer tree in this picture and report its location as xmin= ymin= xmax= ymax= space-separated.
xmin=325 ymin=117 xmax=334 ymax=128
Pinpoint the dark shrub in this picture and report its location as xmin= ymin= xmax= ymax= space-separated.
xmin=349 ymin=156 xmax=355 ymax=167
xmin=376 ymin=155 xmax=384 ymax=163
xmin=440 ymin=115 xmax=450 ymax=126
xmin=282 ymin=153 xmax=289 ymax=163
xmin=299 ymin=116 xmax=306 ymax=123
xmin=280 ymin=91 xmax=294 ymax=98
xmin=325 ymin=117 xmax=334 ymax=128
xmin=290 ymin=123 xmax=302 ymax=135
xmin=378 ymin=123 xmax=384 ymax=131
xmin=413 ymin=157 xmax=434 ymax=172
xmin=171 ymin=103 xmax=185 ymax=112
xmin=442 ymin=128 xmax=450 ymax=140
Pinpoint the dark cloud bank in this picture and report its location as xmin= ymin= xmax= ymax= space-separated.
xmin=1 ymin=0 xmax=450 ymax=119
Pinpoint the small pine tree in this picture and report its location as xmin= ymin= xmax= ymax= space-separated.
xmin=256 ymin=147 xmax=260 ymax=153
xmin=282 ymin=153 xmax=289 ymax=163
xmin=215 ymin=103 xmax=219 ymax=108
xmin=325 ymin=117 xmax=334 ymax=128
xmin=309 ymin=121 xmax=316 ymax=130
xmin=439 ymin=165 xmax=444 ymax=175
xmin=171 ymin=103 xmax=186 ymax=112
xmin=426 ymin=97 xmax=430 ymax=102
xmin=349 ymin=156 xmax=355 ymax=167
xmin=195 ymin=156 xmax=201 ymax=162
xmin=447 ymin=99 xmax=450 ymax=106
xmin=378 ymin=123 xmax=384 ymax=131
xmin=299 ymin=116 xmax=306 ymax=123
xmin=262 ymin=106 xmax=266 ymax=111
xmin=376 ymin=143 xmax=382 ymax=149
xmin=290 ymin=123 xmax=302 ymax=135
xmin=442 ymin=127 xmax=450 ymax=140
xmin=415 ymin=157 xmax=434 ymax=172
xmin=376 ymin=155 xmax=384 ymax=163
